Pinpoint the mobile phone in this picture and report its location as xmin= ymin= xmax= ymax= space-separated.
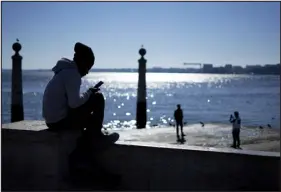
xmin=94 ymin=81 xmax=104 ymax=88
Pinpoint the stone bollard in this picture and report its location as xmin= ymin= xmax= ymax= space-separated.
xmin=11 ymin=39 xmax=24 ymax=122
xmin=136 ymin=46 xmax=147 ymax=129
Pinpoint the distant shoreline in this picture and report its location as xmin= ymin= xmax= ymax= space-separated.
xmin=2 ymin=69 xmax=280 ymax=75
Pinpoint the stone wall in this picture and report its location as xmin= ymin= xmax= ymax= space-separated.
xmin=1 ymin=121 xmax=280 ymax=191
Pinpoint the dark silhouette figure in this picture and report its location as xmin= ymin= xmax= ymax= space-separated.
xmin=43 ymin=42 xmax=119 ymax=143
xmin=259 ymin=126 xmax=263 ymax=129
xmin=200 ymin=121 xmax=205 ymax=127
xmin=229 ymin=111 xmax=241 ymax=149
xmin=42 ymin=42 xmax=120 ymax=188
xmin=267 ymin=124 xmax=272 ymax=128
xmin=174 ymin=104 xmax=185 ymax=142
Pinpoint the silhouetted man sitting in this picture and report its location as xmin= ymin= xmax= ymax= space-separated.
xmin=174 ymin=104 xmax=185 ymax=141
xmin=42 ymin=42 xmax=121 ymax=188
xmin=42 ymin=42 xmax=119 ymax=144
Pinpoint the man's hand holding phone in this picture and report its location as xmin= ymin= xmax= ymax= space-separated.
xmin=89 ymin=81 xmax=104 ymax=94
xmin=89 ymin=87 xmax=100 ymax=93
xmin=229 ymin=114 xmax=234 ymax=122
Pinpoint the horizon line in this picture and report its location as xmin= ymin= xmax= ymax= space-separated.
xmin=2 ymin=63 xmax=280 ymax=71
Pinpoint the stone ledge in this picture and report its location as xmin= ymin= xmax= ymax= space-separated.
xmin=115 ymin=141 xmax=280 ymax=158
xmin=2 ymin=120 xmax=280 ymax=157
xmin=2 ymin=120 xmax=48 ymax=131
xmin=2 ymin=120 xmax=280 ymax=191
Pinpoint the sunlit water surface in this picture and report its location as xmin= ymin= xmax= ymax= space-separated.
xmin=2 ymin=71 xmax=280 ymax=130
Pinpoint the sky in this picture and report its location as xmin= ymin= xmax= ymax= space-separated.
xmin=2 ymin=2 xmax=280 ymax=69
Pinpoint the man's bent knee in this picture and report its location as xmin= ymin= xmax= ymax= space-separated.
xmin=90 ymin=92 xmax=105 ymax=109
xmin=93 ymin=92 xmax=104 ymax=102
xmin=94 ymin=92 xmax=104 ymax=100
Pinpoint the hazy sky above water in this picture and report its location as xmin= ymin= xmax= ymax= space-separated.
xmin=2 ymin=2 xmax=280 ymax=69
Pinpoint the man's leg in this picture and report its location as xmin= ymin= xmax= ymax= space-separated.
xmin=86 ymin=93 xmax=119 ymax=145
xmin=68 ymin=92 xmax=104 ymax=134
xmin=84 ymin=92 xmax=105 ymax=136
xmin=180 ymin=121 xmax=185 ymax=136
xmin=176 ymin=122 xmax=180 ymax=140
xmin=68 ymin=92 xmax=119 ymax=148
xmin=69 ymin=93 xmax=119 ymax=176
xmin=236 ymin=130 xmax=241 ymax=148
xmin=231 ymin=130 xmax=236 ymax=148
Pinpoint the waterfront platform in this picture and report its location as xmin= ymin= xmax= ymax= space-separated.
xmin=2 ymin=120 xmax=280 ymax=191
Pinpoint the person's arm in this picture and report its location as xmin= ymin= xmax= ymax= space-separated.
xmin=180 ymin=110 xmax=183 ymax=119
xmin=229 ymin=115 xmax=235 ymax=123
xmin=62 ymin=70 xmax=92 ymax=109
xmin=174 ymin=111 xmax=176 ymax=119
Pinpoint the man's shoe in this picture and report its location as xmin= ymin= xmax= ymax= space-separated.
xmin=93 ymin=132 xmax=120 ymax=148
xmin=99 ymin=132 xmax=120 ymax=144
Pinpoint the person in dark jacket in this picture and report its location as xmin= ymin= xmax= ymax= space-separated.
xmin=174 ymin=104 xmax=185 ymax=141
xmin=42 ymin=43 xmax=121 ymax=188
xmin=229 ymin=111 xmax=242 ymax=149
xmin=42 ymin=42 xmax=119 ymax=144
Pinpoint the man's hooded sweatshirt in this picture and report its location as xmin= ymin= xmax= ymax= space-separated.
xmin=42 ymin=58 xmax=92 ymax=124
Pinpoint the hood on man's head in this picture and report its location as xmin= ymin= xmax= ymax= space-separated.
xmin=52 ymin=58 xmax=76 ymax=74
xmin=74 ymin=42 xmax=95 ymax=65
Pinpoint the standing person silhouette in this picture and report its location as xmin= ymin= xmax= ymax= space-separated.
xmin=229 ymin=111 xmax=242 ymax=149
xmin=174 ymin=104 xmax=185 ymax=142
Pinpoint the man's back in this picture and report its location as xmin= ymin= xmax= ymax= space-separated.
xmin=43 ymin=71 xmax=67 ymax=123
xmin=174 ymin=108 xmax=183 ymax=121
xmin=42 ymin=58 xmax=88 ymax=124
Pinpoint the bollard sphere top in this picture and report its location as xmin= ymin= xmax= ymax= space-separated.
xmin=13 ymin=40 xmax=22 ymax=53
xmin=139 ymin=47 xmax=146 ymax=57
